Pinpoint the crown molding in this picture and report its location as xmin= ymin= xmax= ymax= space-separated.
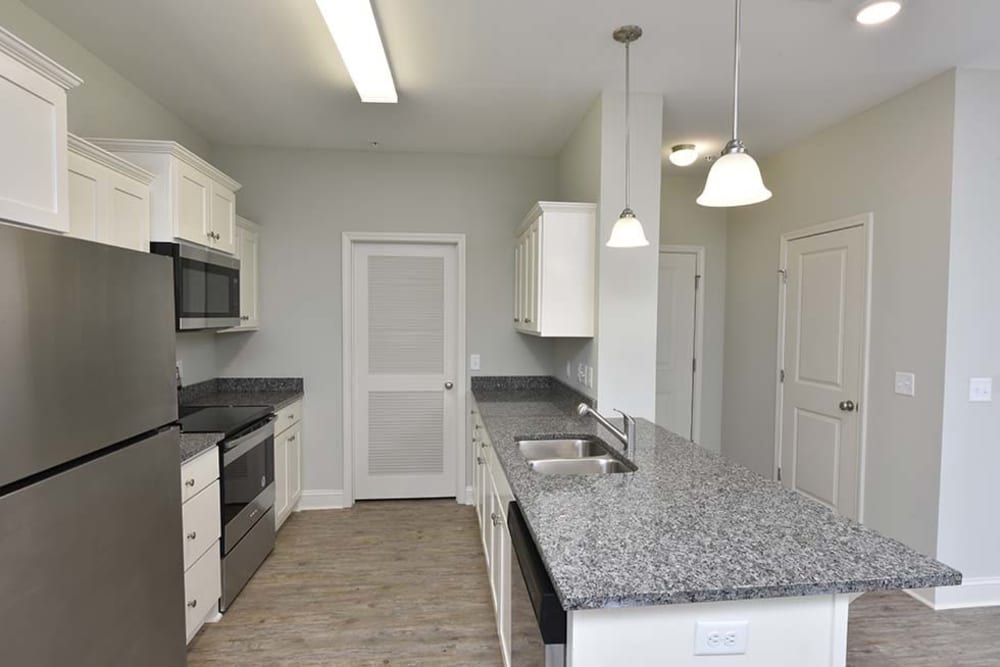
xmin=68 ymin=134 xmax=156 ymax=185
xmin=0 ymin=26 xmax=82 ymax=90
xmin=86 ymin=138 xmax=242 ymax=192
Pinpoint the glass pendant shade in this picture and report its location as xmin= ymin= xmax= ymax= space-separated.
xmin=607 ymin=208 xmax=650 ymax=248
xmin=697 ymin=146 xmax=772 ymax=208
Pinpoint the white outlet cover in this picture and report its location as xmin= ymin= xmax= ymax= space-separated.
xmin=970 ymin=377 xmax=993 ymax=403
xmin=577 ymin=363 xmax=586 ymax=383
xmin=566 ymin=361 xmax=572 ymax=379
xmin=694 ymin=620 xmax=749 ymax=656
xmin=586 ymin=365 xmax=594 ymax=388
xmin=894 ymin=371 xmax=916 ymax=397
xmin=470 ymin=354 xmax=481 ymax=371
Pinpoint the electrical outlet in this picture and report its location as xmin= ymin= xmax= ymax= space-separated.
xmin=586 ymin=365 xmax=594 ymax=388
xmin=894 ymin=371 xmax=915 ymax=397
xmin=470 ymin=354 xmax=481 ymax=371
xmin=694 ymin=621 xmax=749 ymax=656
xmin=970 ymin=378 xmax=993 ymax=403
xmin=577 ymin=363 xmax=587 ymax=385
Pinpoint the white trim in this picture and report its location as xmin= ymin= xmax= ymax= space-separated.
xmin=463 ymin=484 xmax=474 ymax=506
xmin=86 ymin=138 xmax=241 ymax=191
xmin=517 ymin=201 xmax=597 ymax=236
xmin=0 ymin=25 xmax=82 ymax=89
xmin=774 ymin=213 xmax=873 ymax=523
xmin=341 ymin=232 xmax=468 ymax=508
xmin=907 ymin=578 xmax=1000 ymax=610
xmin=658 ymin=245 xmax=706 ymax=443
xmin=67 ymin=134 xmax=155 ymax=184
xmin=296 ymin=489 xmax=348 ymax=510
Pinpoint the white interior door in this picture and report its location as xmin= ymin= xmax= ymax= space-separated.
xmin=656 ymin=252 xmax=698 ymax=439
xmin=353 ymin=242 xmax=458 ymax=499
xmin=779 ymin=224 xmax=866 ymax=520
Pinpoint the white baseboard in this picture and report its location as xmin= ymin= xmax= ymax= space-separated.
xmin=906 ymin=577 xmax=1000 ymax=610
xmin=464 ymin=484 xmax=474 ymax=505
xmin=297 ymin=489 xmax=348 ymax=510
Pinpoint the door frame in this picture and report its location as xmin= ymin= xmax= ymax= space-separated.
xmin=773 ymin=213 xmax=873 ymax=522
xmin=658 ymin=245 xmax=706 ymax=443
xmin=341 ymin=232 xmax=467 ymax=508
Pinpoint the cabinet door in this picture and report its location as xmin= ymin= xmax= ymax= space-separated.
xmin=175 ymin=162 xmax=211 ymax=246
xmin=209 ymin=183 xmax=236 ymax=254
xmin=107 ymin=173 xmax=150 ymax=252
xmin=527 ymin=221 xmax=541 ymax=333
xmin=273 ymin=430 xmax=289 ymax=529
xmin=287 ymin=423 xmax=302 ymax=507
xmin=238 ymin=222 xmax=259 ymax=327
xmin=67 ymin=152 xmax=102 ymax=242
xmin=0 ymin=54 xmax=69 ymax=233
xmin=497 ymin=514 xmax=512 ymax=665
xmin=513 ymin=241 xmax=522 ymax=329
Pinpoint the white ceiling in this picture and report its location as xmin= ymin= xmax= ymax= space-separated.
xmin=22 ymin=0 xmax=1000 ymax=165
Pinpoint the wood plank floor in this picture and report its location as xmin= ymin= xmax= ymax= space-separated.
xmin=189 ymin=500 xmax=1000 ymax=666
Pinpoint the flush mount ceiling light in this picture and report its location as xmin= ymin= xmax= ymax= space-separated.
xmin=316 ymin=0 xmax=397 ymax=103
xmin=669 ymin=144 xmax=699 ymax=167
xmin=607 ymin=25 xmax=650 ymax=249
xmin=855 ymin=0 xmax=903 ymax=26
xmin=698 ymin=0 xmax=772 ymax=208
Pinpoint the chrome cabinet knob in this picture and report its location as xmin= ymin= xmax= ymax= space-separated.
xmin=477 ymin=456 xmax=486 ymax=465
xmin=480 ymin=441 xmax=487 ymax=449
xmin=839 ymin=400 xmax=856 ymax=412
xmin=186 ymin=531 xmax=197 ymax=540
xmin=184 ymin=478 xmax=196 ymax=487
xmin=187 ymin=599 xmax=198 ymax=609
xmin=444 ymin=381 xmax=454 ymax=390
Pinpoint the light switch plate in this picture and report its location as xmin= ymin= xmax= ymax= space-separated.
xmin=970 ymin=378 xmax=993 ymax=403
xmin=694 ymin=620 xmax=749 ymax=656
xmin=894 ymin=372 xmax=916 ymax=397
xmin=470 ymin=354 xmax=481 ymax=371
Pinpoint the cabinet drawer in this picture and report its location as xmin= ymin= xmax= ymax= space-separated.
xmin=180 ymin=447 xmax=219 ymax=502
xmin=184 ymin=540 xmax=221 ymax=643
xmin=182 ymin=481 xmax=220 ymax=570
xmin=275 ymin=399 xmax=302 ymax=433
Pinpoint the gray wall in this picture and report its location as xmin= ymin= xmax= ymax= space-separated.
xmin=0 ymin=0 xmax=209 ymax=157
xmin=209 ymin=146 xmax=557 ymax=494
xmin=660 ymin=175 xmax=727 ymax=453
xmin=723 ymin=71 xmax=957 ymax=557
xmin=936 ymin=69 xmax=1000 ymax=581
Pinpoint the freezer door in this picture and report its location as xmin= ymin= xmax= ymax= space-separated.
xmin=0 ymin=225 xmax=177 ymax=487
xmin=0 ymin=428 xmax=186 ymax=667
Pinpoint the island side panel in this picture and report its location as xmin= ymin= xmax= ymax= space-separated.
xmin=566 ymin=593 xmax=854 ymax=667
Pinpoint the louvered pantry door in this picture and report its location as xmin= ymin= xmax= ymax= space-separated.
xmin=353 ymin=243 xmax=458 ymax=499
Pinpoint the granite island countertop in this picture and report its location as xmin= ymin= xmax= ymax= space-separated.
xmin=471 ymin=380 xmax=961 ymax=612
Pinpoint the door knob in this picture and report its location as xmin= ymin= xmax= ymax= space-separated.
xmin=839 ymin=400 xmax=856 ymax=412
xmin=444 ymin=381 xmax=454 ymax=390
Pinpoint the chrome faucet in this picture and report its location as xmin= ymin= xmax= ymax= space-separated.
xmin=576 ymin=403 xmax=636 ymax=455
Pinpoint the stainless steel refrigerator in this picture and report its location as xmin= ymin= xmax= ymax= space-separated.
xmin=0 ymin=225 xmax=187 ymax=667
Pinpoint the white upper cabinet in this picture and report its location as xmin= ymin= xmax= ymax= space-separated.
xmin=514 ymin=202 xmax=596 ymax=338
xmin=0 ymin=26 xmax=81 ymax=233
xmin=89 ymin=139 xmax=242 ymax=254
xmin=219 ymin=215 xmax=260 ymax=333
xmin=67 ymin=135 xmax=153 ymax=252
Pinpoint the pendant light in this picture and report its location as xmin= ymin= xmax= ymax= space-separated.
xmin=697 ymin=0 xmax=772 ymax=208
xmin=607 ymin=25 xmax=650 ymax=248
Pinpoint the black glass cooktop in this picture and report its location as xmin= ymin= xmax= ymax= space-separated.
xmin=178 ymin=406 xmax=272 ymax=437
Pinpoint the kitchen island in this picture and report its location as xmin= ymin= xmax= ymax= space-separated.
xmin=471 ymin=378 xmax=960 ymax=667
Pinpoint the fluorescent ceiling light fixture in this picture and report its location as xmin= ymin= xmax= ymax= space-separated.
xmin=669 ymin=144 xmax=699 ymax=167
xmin=855 ymin=1 xmax=903 ymax=26
xmin=316 ymin=0 xmax=397 ymax=103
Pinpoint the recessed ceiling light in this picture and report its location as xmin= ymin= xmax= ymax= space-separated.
xmin=855 ymin=1 xmax=903 ymax=26
xmin=669 ymin=144 xmax=699 ymax=167
xmin=316 ymin=0 xmax=398 ymax=103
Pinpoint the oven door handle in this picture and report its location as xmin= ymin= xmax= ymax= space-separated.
xmin=223 ymin=416 xmax=276 ymax=466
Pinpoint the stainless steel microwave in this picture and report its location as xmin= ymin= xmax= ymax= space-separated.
xmin=151 ymin=242 xmax=240 ymax=330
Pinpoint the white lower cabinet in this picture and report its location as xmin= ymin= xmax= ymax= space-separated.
xmin=471 ymin=399 xmax=513 ymax=666
xmin=274 ymin=399 xmax=304 ymax=530
xmin=180 ymin=447 xmax=221 ymax=643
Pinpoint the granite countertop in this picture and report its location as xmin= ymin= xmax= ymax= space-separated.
xmin=180 ymin=432 xmax=224 ymax=463
xmin=471 ymin=380 xmax=961 ymax=612
xmin=179 ymin=377 xmax=304 ymax=411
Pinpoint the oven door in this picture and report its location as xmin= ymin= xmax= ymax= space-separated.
xmin=175 ymin=244 xmax=240 ymax=330
xmin=221 ymin=418 xmax=275 ymax=553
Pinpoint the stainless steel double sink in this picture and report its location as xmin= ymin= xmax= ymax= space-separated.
xmin=516 ymin=437 xmax=637 ymax=475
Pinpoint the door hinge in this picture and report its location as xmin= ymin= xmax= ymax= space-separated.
xmin=692 ymin=357 xmax=697 ymax=373
xmin=780 ymin=369 xmax=785 ymax=383
xmin=695 ymin=274 xmax=702 ymax=290
xmin=778 ymin=268 xmax=787 ymax=284
xmin=777 ymin=467 xmax=782 ymax=482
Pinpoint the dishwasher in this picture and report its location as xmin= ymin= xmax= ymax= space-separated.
xmin=508 ymin=502 xmax=567 ymax=667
